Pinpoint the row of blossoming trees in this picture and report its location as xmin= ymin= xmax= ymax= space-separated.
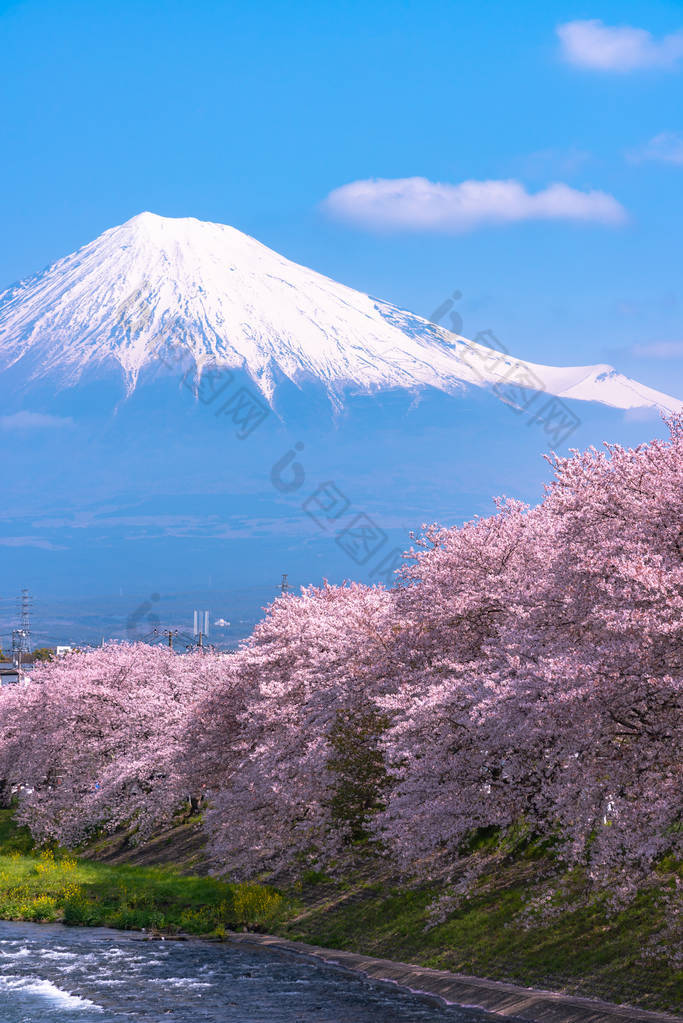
xmin=1 ymin=416 xmax=681 ymax=905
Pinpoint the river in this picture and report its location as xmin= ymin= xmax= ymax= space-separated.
xmin=0 ymin=921 xmax=494 ymax=1022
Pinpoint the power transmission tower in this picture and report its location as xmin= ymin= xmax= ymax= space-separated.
xmin=279 ymin=573 xmax=291 ymax=596
xmin=11 ymin=588 xmax=32 ymax=675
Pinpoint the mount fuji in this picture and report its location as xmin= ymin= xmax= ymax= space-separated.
xmin=0 ymin=213 xmax=681 ymax=647
xmin=1 ymin=212 xmax=680 ymax=414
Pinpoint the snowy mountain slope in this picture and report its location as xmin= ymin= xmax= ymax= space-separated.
xmin=0 ymin=211 xmax=680 ymax=413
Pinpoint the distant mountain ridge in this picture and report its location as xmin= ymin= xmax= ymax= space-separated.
xmin=0 ymin=211 xmax=680 ymax=414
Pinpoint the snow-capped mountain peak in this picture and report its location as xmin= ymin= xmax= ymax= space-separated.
xmin=0 ymin=211 xmax=680 ymax=414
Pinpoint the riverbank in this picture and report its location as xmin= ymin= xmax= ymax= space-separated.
xmin=277 ymin=854 xmax=682 ymax=1015
xmin=230 ymin=932 xmax=683 ymax=1023
xmin=1 ymin=810 xmax=680 ymax=1015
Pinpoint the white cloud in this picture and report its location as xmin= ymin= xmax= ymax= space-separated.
xmin=322 ymin=177 xmax=626 ymax=233
xmin=629 ymin=132 xmax=683 ymax=164
xmin=632 ymin=341 xmax=683 ymax=359
xmin=0 ymin=411 xmax=74 ymax=431
xmin=557 ymin=19 xmax=683 ymax=71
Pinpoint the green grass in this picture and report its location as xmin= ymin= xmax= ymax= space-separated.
xmin=281 ymin=858 xmax=683 ymax=1014
xmin=0 ymin=809 xmax=287 ymax=937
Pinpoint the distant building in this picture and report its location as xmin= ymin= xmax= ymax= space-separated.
xmin=56 ymin=646 xmax=73 ymax=657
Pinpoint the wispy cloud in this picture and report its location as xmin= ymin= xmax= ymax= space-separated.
xmin=0 ymin=536 xmax=68 ymax=550
xmin=557 ymin=19 xmax=683 ymax=71
xmin=28 ymin=510 xmax=313 ymax=540
xmin=0 ymin=411 xmax=75 ymax=431
xmin=517 ymin=147 xmax=592 ymax=179
xmin=628 ymin=132 xmax=683 ymax=165
xmin=322 ymin=177 xmax=626 ymax=233
xmin=632 ymin=341 xmax=683 ymax=359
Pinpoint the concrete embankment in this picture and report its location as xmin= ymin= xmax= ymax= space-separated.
xmin=229 ymin=933 xmax=682 ymax=1023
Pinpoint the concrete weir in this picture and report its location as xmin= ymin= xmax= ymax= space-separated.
xmin=228 ymin=933 xmax=682 ymax=1023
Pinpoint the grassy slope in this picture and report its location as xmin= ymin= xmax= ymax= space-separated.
xmin=0 ymin=810 xmax=284 ymax=935
xmin=0 ymin=810 xmax=680 ymax=1013
xmin=282 ymin=858 xmax=682 ymax=1014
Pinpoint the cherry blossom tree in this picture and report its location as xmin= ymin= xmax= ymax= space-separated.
xmin=198 ymin=582 xmax=397 ymax=875
xmin=378 ymin=414 xmax=683 ymax=900
xmin=0 ymin=644 xmax=230 ymax=845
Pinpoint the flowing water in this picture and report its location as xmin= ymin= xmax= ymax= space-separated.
xmin=0 ymin=921 xmax=491 ymax=1022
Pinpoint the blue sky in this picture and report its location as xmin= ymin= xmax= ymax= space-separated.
xmin=2 ymin=0 xmax=683 ymax=398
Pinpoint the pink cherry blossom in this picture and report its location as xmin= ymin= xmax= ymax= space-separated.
xmin=1 ymin=415 xmax=680 ymax=906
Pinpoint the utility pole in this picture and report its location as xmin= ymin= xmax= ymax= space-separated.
xmin=166 ymin=629 xmax=178 ymax=651
xmin=153 ymin=627 xmax=179 ymax=650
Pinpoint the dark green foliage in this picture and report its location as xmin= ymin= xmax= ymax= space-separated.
xmin=0 ymin=809 xmax=35 ymax=854
xmin=325 ymin=702 xmax=390 ymax=843
xmin=32 ymin=648 xmax=54 ymax=662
